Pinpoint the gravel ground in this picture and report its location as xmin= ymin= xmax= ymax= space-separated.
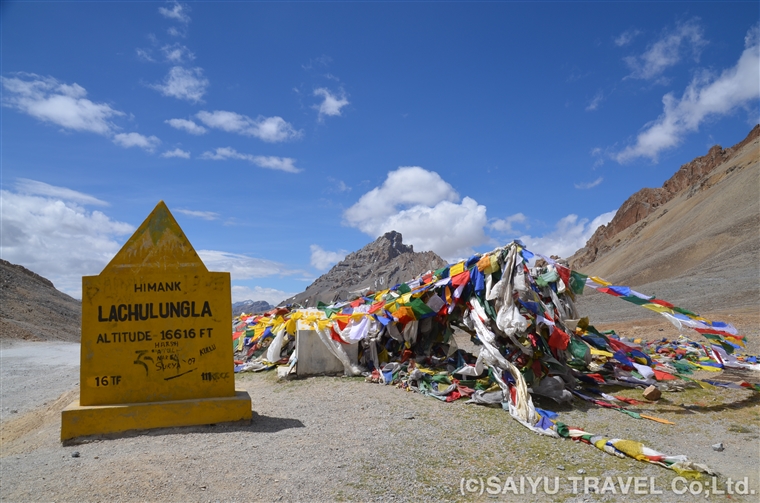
xmin=1 ymin=319 xmax=759 ymax=503
xmin=0 ymin=340 xmax=80 ymax=423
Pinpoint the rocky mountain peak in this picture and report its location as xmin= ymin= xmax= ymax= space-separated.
xmin=280 ymin=231 xmax=447 ymax=307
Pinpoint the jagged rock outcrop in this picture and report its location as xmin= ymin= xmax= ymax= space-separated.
xmin=572 ymin=125 xmax=760 ymax=268
xmin=281 ymin=231 xmax=447 ymax=307
xmin=0 ymin=259 xmax=81 ymax=342
xmin=232 ymin=300 xmax=274 ymax=316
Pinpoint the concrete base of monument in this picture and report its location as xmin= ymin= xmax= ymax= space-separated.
xmin=60 ymin=390 xmax=252 ymax=441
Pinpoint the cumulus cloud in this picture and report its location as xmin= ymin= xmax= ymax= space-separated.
xmin=231 ymin=285 xmax=294 ymax=306
xmin=199 ymin=147 xmax=300 ymax=173
xmin=14 ymin=178 xmax=109 ymax=206
xmin=617 ymin=26 xmax=760 ymax=163
xmin=113 ymin=132 xmax=161 ymax=151
xmin=175 ymin=209 xmax=219 ymax=220
xmin=313 ymin=88 xmax=349 ymax=119
xmin=489 ymin=213 xmax=527 ymax=234
xmin=519 ymin=211 xmax=616 ymax=260
xmin=198 ymin=250 xmax=303 ymax=279
xmin=574 ymin=177 xmax=603 ymax=189
xmin=165 ymin=118 xmax=206 ymax=135
xmin=0 ymin=188 xmax=134 ymax=297
xmin=161 ymin=148 xmax=190 ymax=158
xmin=195 ymin=110 xmax=301 ymax=142
xmin=310 ymin=244 xmax=347 ymax=270
xmin=151 ymin=66 xmax=209 ymax=103
xmin=344 ymin=167 xmax=489 ymax=261
xmin=614 ymin=29 xmax=641 ymax=47
xmin=1 ymin=73 xmax=123 ymax=135
xmin=624 ymin=19 xmax=707 ymax=81
xmin=158 ymin=1 xmax=190 ymax=24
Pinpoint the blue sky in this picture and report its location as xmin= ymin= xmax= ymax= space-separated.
xmin=2 ymin=1 xmax=758 ymax=304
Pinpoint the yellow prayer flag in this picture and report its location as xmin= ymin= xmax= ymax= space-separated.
xmin=450 ymin=261 xmax=465 ymax=276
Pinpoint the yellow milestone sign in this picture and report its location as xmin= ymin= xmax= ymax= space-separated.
xmin=61 ymin=201 xmax=251 ymax=440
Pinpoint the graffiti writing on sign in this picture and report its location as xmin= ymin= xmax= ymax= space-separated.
xmin=133 ymin=349 xmax=197 ymax=380
xmin=201 ymin=372 xmax=229 ymax=381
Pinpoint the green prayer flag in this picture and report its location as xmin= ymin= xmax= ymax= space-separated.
xmin=409 ymin=297 xmax=434 ymax=318
xmin=569 ymin=270 xmax=588 ymax=295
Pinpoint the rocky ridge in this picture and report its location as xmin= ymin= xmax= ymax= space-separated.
xmin=572 ymin=124 xmax=760 ymax=269
xmin=232 ymin=300 xmax=273 ymax=317
xmin=0 ymin=259 xmax=81 ymax=342
xmin=281 ymin=231 xmax=447 ymax=307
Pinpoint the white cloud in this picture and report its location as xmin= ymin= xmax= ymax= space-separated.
xmin=199 ymin=147 xmax=301 ymax=173
xmin=614 ymin=29 xmax=641 ymax=47
xmin=167 ymin=27 xmax=184 ymax=38
xmin=175 ymin=209 xmax=219 ymax=220
xmin=231 ymin=285 xmax=294 ymax=306
xmin=519 ymin=211 xmax=616 ymax=260
xmin=585 ymin=90 xmax=605 ymax=111
xmin=313 ymin=88 xmax=349 ymax=119
xmin=344 ymin=167 xmax=459 ymax=232
xmin=2 ymin=73 xmax=161 ymax=151
xmin=624 ymin=19 xmax=707 ymax=81
xmin=574 ymin=177 xmax=604 ymax=189
xmin=198 ymin=250 xmax=302 ymax=279
xmin=14 ymin=178 xmax=109 ymax=206
xmin=343 ymin=167 xmax=489 ymax=261
xmin=0 ymin=189 xmax=135 ymax=298
xmin=158 ymin=1 xmax=190 ymax=24
xmin=113 ymin=132 xmax=161 ymax=151
xmin=165 ymin=118 xmax=207 ymax=135
xmin=151 ymin=66 xmax=209 ymax=103
xmin=325 ymin=178 xmax=351 ymax=194
xmin=617 ymin=26 xmax=759 ymax=163
xmin=489 ymin=213 xmax=526 ymax=234
xmin=161 ymin=43 xmax=194 ymax=64
xmin=136 ymin=48 xmax=155 ymax=62
xmin=195 ymin=110 xmax=301 ymax=142
xmin=310 ymin=244 xmax=347 ymax=270
xmin=1 ymin=73 xmax=123 ymax=135
xmin=252 ymin=156 xmax=300 ymax=173
xmin=161 ymin=148 xmax=190 ymax=158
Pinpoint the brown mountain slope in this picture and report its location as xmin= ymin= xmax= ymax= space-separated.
xmin=570 ymin=127 xmax=760 ymax=322
xmin=0 ymin=259 xmax=81 ymax=342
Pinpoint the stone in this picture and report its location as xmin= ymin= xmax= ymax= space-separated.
xmin=712 ymin=443 xmax=724 ymax=452
xmin=643 ymin=385 xmax=662 ymax=401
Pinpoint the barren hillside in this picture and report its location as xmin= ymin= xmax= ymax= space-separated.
xmin=0 ymin=259 xmax=81 ymax=342
xmin=571 ymin=127 xmax=760 ymax=322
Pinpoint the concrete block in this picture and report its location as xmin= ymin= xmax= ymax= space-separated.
xmin=295 ymin=328 xmax=358 ymax=376
xmin=61 ymin=390 xmax=252 ymax=441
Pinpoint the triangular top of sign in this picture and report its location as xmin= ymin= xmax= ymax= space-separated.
xmin=103 ymin=201 xmax=208 ymax=273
